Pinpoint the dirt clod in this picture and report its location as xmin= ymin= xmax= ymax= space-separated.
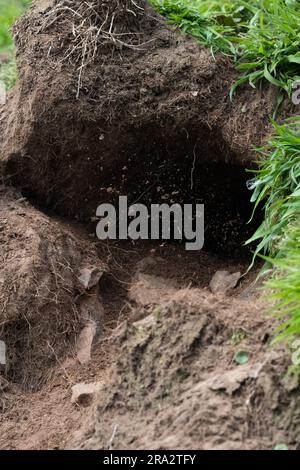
xmin=0 ymin=0 xmax=280 ymax=228
xmin=71 ymin=382 xmax=101 ymax=407
xmin=129 ymin=273 xmax=179 ymax=307
xmin=78 ymin=267 xmax=105 ymax=291
xmin=0 ymin=340 xmax=6 ymax=367
xmin=210 ymin=270 xmax=241 ymax=295
xmin=76 ymin=320 xmax=97 ymax=366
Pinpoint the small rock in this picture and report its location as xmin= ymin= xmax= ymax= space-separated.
xmin=16 ymin=197 xmax=27 ymax=204
xmin=210 ymin=367 xmax=252 ymax=395
xmin=78 ymin=267 xmax=104 ymax=290
xmin=0 ymin=376 xmax=9 ymax=392
xmin=71 ymin=382 xmax=100 ymax=406
xmin=209 ymin=270 xmax=241 ymax=295
xmin=76 ymin=321 xmax=97 ymax=365
xmin=0 ymin=340 xmax=6 ymax=367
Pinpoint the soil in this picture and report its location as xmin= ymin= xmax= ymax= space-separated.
xmin=0 ymin=185 xmax=106 ymax=389
xmin=0 ymin=0 xmax=299 ymax=451
xmin=0 ymin=201 xmax=277 ymax=450
xmin=0 ymin=219 xmax=299 ymax=450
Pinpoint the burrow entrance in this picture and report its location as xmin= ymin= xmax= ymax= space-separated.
xmin=92 ymin=122 xmax=262 ymax=257
xmin=6 ymin=121 xmax=262 ymax=257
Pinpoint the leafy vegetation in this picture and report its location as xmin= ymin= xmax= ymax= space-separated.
xmin=234 ymin=350 xmax=250 ymax=365
xmin=246 ymin=119 xmax=300 ymax=352
xmin=232 ymin=0 xmax=300 ymax=98
xmin=247 ymin=118 xmax=300 ymax=259
xmin=266 ymin=223 xmax=300 ymax=352
xmin=152 ymin=0 xmax=300 ymax=97
xmin=0 ymin=58 xmax=18 ymax=90
xmin=0 ymin=0 xmax=31 ymax=89
xmin=0 ymin=0 xmax=31 ymax=50
xmin=151 ymin=0 xmax=244 ymax=55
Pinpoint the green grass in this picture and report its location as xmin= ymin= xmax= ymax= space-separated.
xmin=152 ymin=0 xmax=300 ymax=98
xmin=151 ymin=0 xmax=248 ymax=56
xmin=0 ymin=0 xmax=31 ymax=90
xmin=0 ymin=0 xmax=31 ymax=50
xmin=247 ymin=118 xmax=300 ymax=259
xmin=246 ymin=119 xmax=300 ymax=351
xmin=151 ymin=0 xmax=255 ymax=56
xmin=265 ymin=223 xmax=300 ymax=360
xmin=232 ymin=0 xmax=300 ymax=100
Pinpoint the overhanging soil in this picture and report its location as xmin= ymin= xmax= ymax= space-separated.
xmin=0 ymin=0 xmax=286 ymax=222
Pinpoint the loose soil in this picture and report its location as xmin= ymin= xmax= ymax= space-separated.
xmin=0 ymin=185 xmax=299 ymax=451
xmin=0 ymin=219 xmax=298 ymax=450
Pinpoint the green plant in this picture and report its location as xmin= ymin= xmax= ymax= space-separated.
xmin=0 ymin=1 xmax=31 ymax=90
xmin=231 ymin=0 xmax=300 ymax=99
xmin=152 ymin=1 xmax=300 ymax=98
xmin=234 ymin=350 xmax=250 ymax=364
xmin=0 ymin=0 xmax=31 ymax=51
xmin=151 ymin=0 xmax=255 ymax=56
xmin=274 ymin=443 xmax=289 ymax=450
xmin=246 ymin=118 xmax=300 ymax=263
xmin=230 ymin=329 xmax=248 ymax=345
xmin=0 ymin=56 xmax=18 ymax=90
xmin=264 ymin=223 xmax=300 ymax=349
xmin=245 ymin=122 xmax=300 ymax=354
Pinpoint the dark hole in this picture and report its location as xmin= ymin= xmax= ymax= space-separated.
xmin=97 ymin=123 xmax=262 ymax=257
xmin=7 ymin=121 xmax=262 ymax=258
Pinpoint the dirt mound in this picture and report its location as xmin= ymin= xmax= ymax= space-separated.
xmin=68 ymin=292 xmax=300 ymax=450
xmin=0 ymin=0 xmax=283 ymax=223
xmin=0 ymin=240 xmax=256 ymax=450
xmin=0 ymin=186 xmax=104 ymax=389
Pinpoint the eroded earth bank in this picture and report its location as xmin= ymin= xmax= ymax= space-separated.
xmin=0 ymin=0 xmax=299 ymax=450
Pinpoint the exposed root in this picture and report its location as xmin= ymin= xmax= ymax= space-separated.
xmin=39 ymin=0 xmax=151 ymax=97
